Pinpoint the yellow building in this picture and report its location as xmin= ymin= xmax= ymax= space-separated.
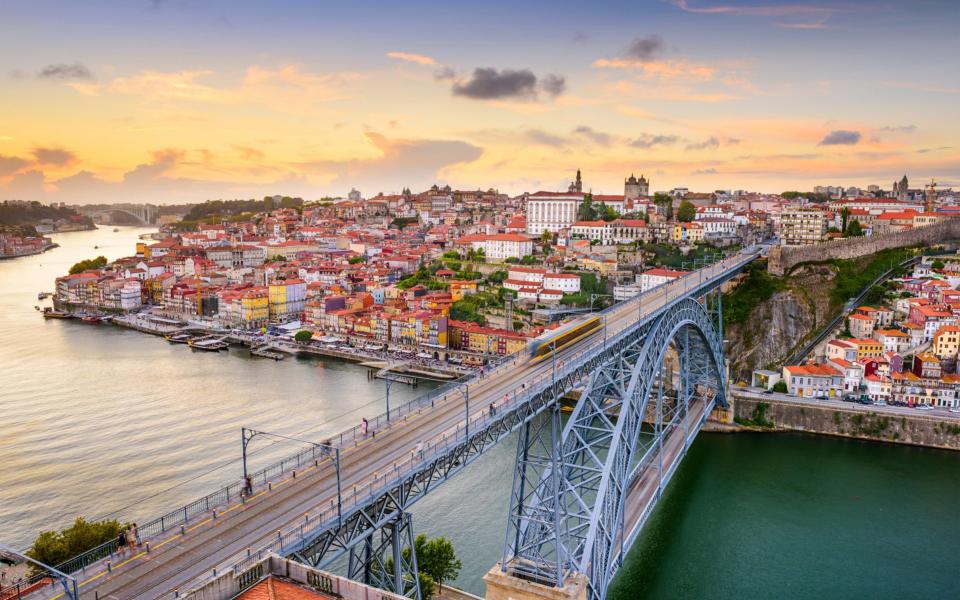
xmin=448 ymin=280 xmax=478 ymax=301
xmin=240 ymin=287 xmax=269 ymax=328
xmin=672 ymin=223 xmax=684 ymax=242
xmin=849 ymin=338 xmax=883 ymax=360
xmin=932 ymin=326 xmax=960 ymax=359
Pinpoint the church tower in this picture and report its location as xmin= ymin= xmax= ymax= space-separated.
xmin=568 ymin=169 xmax=583 ymax=193
xmin=624 ymin=173 xmax=649 ymax=199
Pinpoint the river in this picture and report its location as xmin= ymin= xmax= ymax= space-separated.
xmin=1 ymin=226 xmax=957 ymax=598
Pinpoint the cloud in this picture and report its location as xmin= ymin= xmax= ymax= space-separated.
xmin=525 ymin=129 xmax=568 ymax=146
xmin=296 ymin=132 xmax=484 ymax=193
xmin=573 ymin=32 xmax=590 ymax=43
xmin=916 ymin=146 xmax=952 ymax=154
xmin=434 ymin=66 xmax=457 ymax=81
xmin=37 ymin=62 xmax=95 ymax=81
xmin=878 ymin=124 xmax=917 ymax=133
xmin=630 ymin=134 xmax=679 ymax=149
xmin=572 ymin=126 xmax=612 ymax=146
xmin=673 ymin=0 xmax=847 ymax=30
xmin=232 ymin=145 xmax=265 ymax=161
xmin=540 ymin=74 xmax=567 ymax=98
xmin=692 ymin=168 xmax=719 ymax=175
xmin=670 ymin=0 xmax=842 ymax=18
xmin=105 ymin=65 xmax=362 ymax=109
xmin=32 ymin=147 xmax=77 ymax=166
xmin=685 ymin=136 xmax=721 ymax=151
xmin=386 ymin=51 xmax=437 ymax=66
xmin=727 ymin=137 xmax=741 ymax=145
xmin=594 ymin=58 xmax=717 ymax=82
xmin=818 ymin=130 xmax=861 ymax=145
xmin=625 ymin=35 xmax=666 ymax=63
xmin=0 ymin=154 xmax=30 ymax=176
xmin=450 ymin=68 xmax=564 ymax=101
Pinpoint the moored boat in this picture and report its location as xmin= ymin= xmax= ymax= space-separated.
xmin=188 ymin=336 xmax=229 ymax=351
xmin=165 ymin=333 xmax=193 ymax=344
xmin=42 ymin=308 xmax=71 ymax=319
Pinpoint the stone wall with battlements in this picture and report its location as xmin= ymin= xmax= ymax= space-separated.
xmin=767 ymin=219 xmax=960 ymax=275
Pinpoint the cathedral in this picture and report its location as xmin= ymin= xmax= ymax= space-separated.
xmin=892 ymin=174 xmax=909 ymax=201
xmin=624 ymin=173 xmax=649 ymax=199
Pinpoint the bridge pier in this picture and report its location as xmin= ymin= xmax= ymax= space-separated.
xmin=484 ymin=564 xmax=588 ymax=600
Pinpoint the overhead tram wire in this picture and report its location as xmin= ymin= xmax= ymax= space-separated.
xmin=91 ymin=390 xmax=405 ymax=521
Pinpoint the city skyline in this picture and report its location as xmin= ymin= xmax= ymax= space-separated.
xmin=1 ymin=0 xmax=959 ymax=204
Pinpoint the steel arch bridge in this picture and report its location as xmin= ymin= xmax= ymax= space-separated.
xmin=274 ymin=291 xmax=728 ymax=600
xmin=501 ymin=295 xmax=726 ymax=600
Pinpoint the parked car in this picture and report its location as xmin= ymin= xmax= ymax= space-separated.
xmin=873 ymin=401 xmax=887 ymax=407
xmin=915 ymin=404 xmax=934 ymax=411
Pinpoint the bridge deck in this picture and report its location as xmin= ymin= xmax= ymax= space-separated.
xmin=50 ymin=253 xmax=755 ymax=600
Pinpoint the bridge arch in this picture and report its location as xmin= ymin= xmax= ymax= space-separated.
xmin=503 ymin=296 xmax=726 ymax=600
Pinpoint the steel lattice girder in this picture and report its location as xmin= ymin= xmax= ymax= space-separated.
xmin=344 ymin=512 xmax=421 ymax=599
xmin=502 ymin=296 xmax=727 ymax=600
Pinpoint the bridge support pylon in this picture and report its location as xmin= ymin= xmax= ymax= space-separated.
xmin=495 ymin=295 xmax=727 ymax=600
xmin=346 ymin=511 xmax=421 ymax=600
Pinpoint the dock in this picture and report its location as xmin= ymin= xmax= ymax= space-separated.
xmin=250 ymin=345 xmax=286 ymax=360
xmin=368 ymin=369 xmax=420 ymax=387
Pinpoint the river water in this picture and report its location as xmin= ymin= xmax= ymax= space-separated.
xmin=1 ymin=227 xmax=957 ymax=598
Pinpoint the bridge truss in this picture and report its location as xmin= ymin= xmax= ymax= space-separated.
xmin=501 ymin=294 xmax=727 ymax=600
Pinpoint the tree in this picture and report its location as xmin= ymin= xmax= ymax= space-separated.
xmin=841 ymin=207 xmax=850 ymax=233
xmin=772 ymin=381 xmax=788 ymax=393
xmin=487 ymin=270 xmax=508 ymax=284
xmin=932 ymin=260 xmax=945 ymax=270
xmin=417 ymin=536 xmax=462 ymax=593
xmin=418 ymin=572 xmax=437 ymax=600
xmin=577 ymin=194 xmax=597 ymax=221
xmin=348 ymin=256 xmax=366 ymax=264
xmin=676 ymin=200 xmax=696 ymax=222
xmin=294 ymin=330 xmax=313 ymax=343
xmin=653 ymin=192 xmax=673 ymax=220
xmin=598 ymin=203 xmax=619 ymax=222
xmin=846 ymin=219 xmax=864 ymax=237
xmin=28 ymin=517 xmax=125 ymax=570
xmin=69 ymin=256 xmax=108 ymax=274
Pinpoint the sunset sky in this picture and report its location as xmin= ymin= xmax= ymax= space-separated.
xmin=1 ymin=0 xmax=958 ymax=204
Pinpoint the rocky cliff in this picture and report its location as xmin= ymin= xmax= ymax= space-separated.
xmin=725 ymin=263 xmax=837 ymax=381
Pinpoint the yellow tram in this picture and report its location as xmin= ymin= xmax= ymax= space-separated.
xmin=528 ymin=315 xmax=602 ymax=363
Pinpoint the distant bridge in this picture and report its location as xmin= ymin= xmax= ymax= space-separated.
xmin=77 ymin=203 xmax=159 ymax=225
xmin=16 ymin=248 xmax=761 ymax=600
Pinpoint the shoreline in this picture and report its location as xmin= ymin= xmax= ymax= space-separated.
xmin=0 ymin=242 xmax=59 ymax=260
xmin=96 ymin=312 xmax=472 ymax=380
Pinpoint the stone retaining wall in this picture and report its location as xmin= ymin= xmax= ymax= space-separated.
xmin=732 ymin=393 xmax=960 ymax=450
xmin=767 ymin=219 xmax=960 ymax=275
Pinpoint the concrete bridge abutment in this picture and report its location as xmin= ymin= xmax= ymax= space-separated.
xmin=484 ymin=565 xmax=588 ymax=600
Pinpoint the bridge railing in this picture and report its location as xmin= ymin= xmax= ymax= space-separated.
xmin=52 ymin=440 xmax=333 ymax=575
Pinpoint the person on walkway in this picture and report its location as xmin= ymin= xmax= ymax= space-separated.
xmin=126 ymin=523 xmax=139 ymax=552
xmin=415 ymin=440 xmax=424 ymax=458
xmin=244 ymin=475 xmax=253 ymax=497
xmin=116 ymin=529 xmax=128 ymax=556
xmin=361 ymin=418 xmax=368 ymax=436
xmin=489 ymin=402 xmax=496 ymax=416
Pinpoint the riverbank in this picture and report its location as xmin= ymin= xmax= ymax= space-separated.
xmin=0 ymin=241 xmax=58 ymax=259
xmin=725 ymin=389 xmax=960 ymax=450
